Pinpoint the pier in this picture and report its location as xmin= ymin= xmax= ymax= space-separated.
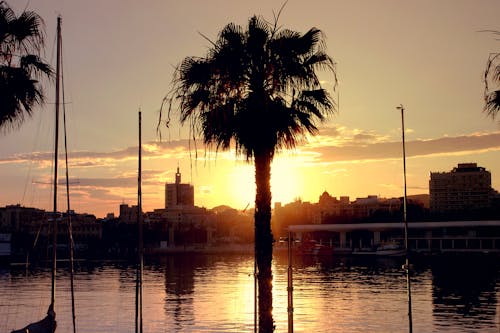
xmin=288 ymin=220 xmax=500 ymax=254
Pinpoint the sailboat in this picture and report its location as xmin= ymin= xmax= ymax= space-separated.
xmin=11 ymin=16 xmax=68 ymax=333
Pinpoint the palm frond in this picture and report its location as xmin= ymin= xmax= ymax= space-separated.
xmin=0 ymin=64 xmax=44 ymax=130
xmin=0 ymin=2 xmax=50 ymax=131
xmin=484 ymin=52 xmax=500 ymax=119
xmin=20 ymin=54 xmax=52 ymax=77
xmin=485 ymin=90 xmax=500 ymax=119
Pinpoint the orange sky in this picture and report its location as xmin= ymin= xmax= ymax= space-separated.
xmin=0 ymin=0 xmax=499 ymax=217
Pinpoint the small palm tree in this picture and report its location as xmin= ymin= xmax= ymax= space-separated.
xmin=484 ymin=31 xmax=500 ymax=119
xmin=0 ymin=1 xmax=52 ymax=132
xmin=161 ymin=15 xmax=336 ymax=332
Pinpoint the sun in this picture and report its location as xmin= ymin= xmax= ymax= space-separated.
xmin=203 ymin=152 xmax=308 ymax=210
xmin=270 ymin=157 xmax=303 ymax=205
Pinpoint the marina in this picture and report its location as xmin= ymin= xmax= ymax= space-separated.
xmin=0 ymin=1 xmax=499 ymax=332
xmin=1 ymin=253 xmax=499 ymax=333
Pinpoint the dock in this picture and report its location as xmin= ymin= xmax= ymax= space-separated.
xmin=287 ymin=220 xmax=500 ymax=254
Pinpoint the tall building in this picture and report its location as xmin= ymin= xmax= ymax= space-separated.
xmin=165 ymin=167 xmax=194 ymax=208
xmin=429 ymin=163 xmax=493 ymax=212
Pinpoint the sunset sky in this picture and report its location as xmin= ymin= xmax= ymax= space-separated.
xmin=1 ymin=0 xmax=499 ymax=217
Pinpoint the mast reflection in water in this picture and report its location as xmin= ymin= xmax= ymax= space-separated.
xmin=1 ymin=254 xmax=499 ymax=333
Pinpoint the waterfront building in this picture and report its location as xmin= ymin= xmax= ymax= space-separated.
xmin=273 ymin=199 xmax=317 ymax=236
xmin=119 ymin=203 xmax=140 ymax=224
xmin=140 ymin=169 xmax=214 ymax=249
xmin=0 ymin=205 xmax=101 ymax=257
xmin=0 ymin=204 xmax=45 ymax=232
xmin=318 ymin=194 xmax=401 ymax=220
xmin=430 ymin=163 xmax=494 ymax=212
xmin=352 ymin=195 xmax=382 ymax=217
xmin=65 ymin=212 xmax=102 ymax=240
xmin=21 ymin=211 xmax=102 ymax=242
xmin=147 ymin=206 xmax=215 ymax=248
xmin=165 ymin=167 xmax=194 ymax=208
xmin=316 ymin=192 xmax=353 ymax=222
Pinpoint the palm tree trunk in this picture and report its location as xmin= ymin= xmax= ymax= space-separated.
xmin=254 ymin=151 xmax=274 ymax=333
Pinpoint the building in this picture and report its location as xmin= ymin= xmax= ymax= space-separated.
xmin=0 ymin=204 xmax=45 ymax=232
xmin=0 ymin=205 xmax=101 ymax=256
xmin=317 ymin=192 xmax=352 ymax=219
xmin=119 ymin=203 xmax=140 ymax=224
xmin=145 ymin=205 xmax=215 ymax=249
xmin=430 ymin=163 xmax=493 ymax=212
xmin=165 ymin=167 xmax=194 ymax=208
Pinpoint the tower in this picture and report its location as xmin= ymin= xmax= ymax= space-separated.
xmin=165 ymin=167 xmax=194 ymax=208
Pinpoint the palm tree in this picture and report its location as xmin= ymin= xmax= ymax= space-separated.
xmin=484 ymin=31 xmax=500 ymax=119
xmin=161 ymin=15 xmax=336 ymax=332
xmin=0 ymin=1 xmax=52 ymax=132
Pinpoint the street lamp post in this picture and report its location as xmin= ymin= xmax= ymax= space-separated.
xmin=397 ymin=104 xmax=413 ymax=333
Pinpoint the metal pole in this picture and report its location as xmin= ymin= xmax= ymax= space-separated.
xmin=400 ymin=105 xmax=408 ymax=251
xmin=136 ymin=110 xmax=144 ymax=333
xmin=51 ymin=15 xmax=62 ymax=309
xmin=254 ymin=238 xmax=257 ymax=333
xmin=287 ymin=231 xmax=294 ymax=333
xmin=398 ymin=104 xmax=413 ymax=333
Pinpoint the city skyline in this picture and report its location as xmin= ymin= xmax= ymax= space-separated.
xmin=0 ymin=0 xmax=499 ymax=217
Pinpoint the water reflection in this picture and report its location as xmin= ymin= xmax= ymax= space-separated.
xmin=0 ymin=254 xmax=499 ymax=332
xmin=431 ymin=256 xmax=499 ymax=331
xmin=162 ymin=255 xmax=197 ymax=330
xmin=154 ymin=254 xmax=255 ymax=332
xmin=274 ymin=253 xmax=500 ymax=332
xmin=274 ymin=254 xmax=412 ymax=332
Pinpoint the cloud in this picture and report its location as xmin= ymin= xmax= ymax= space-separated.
xmin=310 ymin=131 xmax=500 ymax=163
xmin=3 ymin=127 xmax=499 ymax=171
xmin=65 ymin=169 xmax=166 ymax=189
xmin=317 ymin=126 xmax=343 ymax=138
xmin=76 ymin=177 xmax=136 ymax=188
xmin=352 ymin=132 xmax=381 ymax=143
xmin=0 ymin=139 xmax=192 ymax=166
xmin=308 ymin=126 xmax=391 ymax=148
xmin=198 ymin=185 xmax=213 ymax=195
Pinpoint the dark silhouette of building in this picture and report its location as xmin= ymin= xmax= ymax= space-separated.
xmin=165 ymin=167 xmax=194 ymax=208
xmin=430 ymin=163 xmax=494 ymax=212
xmin=0 ymin=204 xmax=44 ymax=232
xmin=119 ymin=203 xmax=140 ymax=224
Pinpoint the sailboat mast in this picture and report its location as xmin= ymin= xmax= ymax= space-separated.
xmin=135 ymin=110 xmax=143 ymax=333
xmin=398 ymin=104 xmax=413 ymax=333
xmin=51 ymin=15 xmax=62 ymax=308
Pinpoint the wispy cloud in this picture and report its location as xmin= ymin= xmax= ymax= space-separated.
xmin=5 ymin=129 xmax=500 ymax=216
xmin=0 ymin=139 xmax=192 ymax=166
xmin=309 ymin=131 xmax=500 ymax=164
xmin=4 ymin=129 xmax=499 ymax=170
xmin=307 ymin=126 xmax=391 ymax=148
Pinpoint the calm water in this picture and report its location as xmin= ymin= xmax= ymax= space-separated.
xmin=1 ymin=253 xmax=499 ymax=332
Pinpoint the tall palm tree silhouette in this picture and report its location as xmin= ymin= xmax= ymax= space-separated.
xmin=0 ymin=1 xmax=52 ymax=132
xmin=162 ymin=15 xmax=336 ymax=332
